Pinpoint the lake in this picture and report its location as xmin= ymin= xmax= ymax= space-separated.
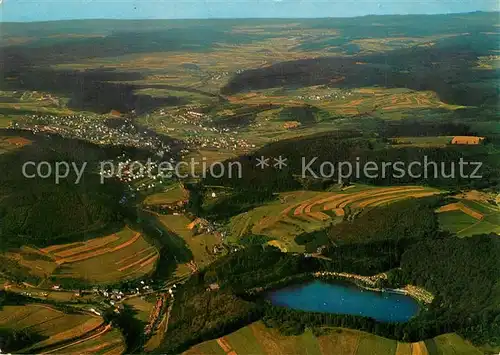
xmin=267 ymin=280 xmax=420 ymax=323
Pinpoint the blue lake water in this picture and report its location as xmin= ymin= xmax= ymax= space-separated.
xmin=267 ymin=280 xmax=420 ymax=323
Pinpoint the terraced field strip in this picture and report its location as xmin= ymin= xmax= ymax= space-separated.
xmin=56 ymin=233 xmax=141 ymax=265
xmin=117 ymin=251 xmax=158 ymax=272
xmin=0 ymin=304 xmax=105 ymax=354
xmin=396 ymin=342 xmax=412 ymax=355
xmin=436 ymin=203 xmax=484 ymax=220
xmin=333 ymin=208 xmax=345 ymax=216
xmin=40 ymin=242 xmax=85 ymax=254
xmin=352 ymin=188 xmax=427 ymax=208
xmin=294 ymin=201 xmax=312 ymax=216
xmin=291 ymin=193 xmax=338 ymax=216
xmin=40 ymin=323 xmax=112 ymax=355
xmin=337 ymin=187 xmax=424 ymax=209
xmin=53 ymin=234 xmax=119 ymax=258
xmin=322 ymin=187 xmax=420 ymax=210
xmin=457 ymin=204 xmax=484 ymax=220
xmin=115 ymin=246 xmax=156 ymax=266
xmin=216 ymin=338 xmax=233 ymax=353
xmin=46 ymin=327 xmax=125 ymax=355
xmin=436 ymin=203 xmax=461 ymax=212
xmin=369 ymin=192 xmax=437 ymax=207
xmin=357 ymin=191 xmax=439 ymax=208
xmin=72 ymin=341 xmax=118 ymax=354
xmin=307 ymin=211 xmax=330 ymax=221
xmin=102 ymin=343 xmax=127 ymax=355
xmin=411 ymin=341 xmax=429 ymax=355
xmin=304 ymin=193 xmax=347 ymax=213
xmin=140 ymin=254 xmax=159 ymax=267
xmin=34 ymin=318 xmax=104 ymax=349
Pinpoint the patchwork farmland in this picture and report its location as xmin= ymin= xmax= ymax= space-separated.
xmin=48 ymin=328 xmax=126 ymax=355
xmin=437 ymin=198 xmax=500 ymax=237
xmin=230 ymin=185 xmax=441 ymax=252
xmin=0 ymin=303 xmax=125 ymax=354
xmin=48 ymin=227 xmax=158 ymax=284
xmin=184 ymin=322 xmax=482 ymax=355
xmin=5 ymin=227 xmax=159 ymax=285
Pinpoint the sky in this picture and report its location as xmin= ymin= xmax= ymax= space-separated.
xmin=1 ymin=0 xmax=499 ymax=22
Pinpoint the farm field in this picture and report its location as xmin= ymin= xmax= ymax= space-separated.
xmin=424 ymin=333 xmax=484 ymax=355
xmin=183 ymin=322 xmax=483 ymax=355
xmin=124 ymin=295 xmax=156 ymax=323
xmin=49 ymin=327 xmax=126 ymax=355
xmin=226 ymin=87 xmax=465 ymax=119
xmin=389 ymin=136 xmax=454 ymax=148
xmin=0 ymin=134 xmax=33 ymax=153
xmin=3 ymin=284 xmax=93 ymax=302
xmin=0 ymin=303 xmax=108 ymax=353
xmin=157 ymin=214 xmax=221 ymax=275
xmin=230 ymin=185 xmax=441 ymax=252
xmin=437 ymin=198 xmax=500 ymax=237
xmin=4 ymin=226 xmax=159 ymax=285
xmin=143 ymin=183 xmax=188 ymax=205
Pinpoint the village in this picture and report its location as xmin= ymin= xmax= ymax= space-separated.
xmin=150 ymin=108 xmax=255 ymax=151
xmin=9 ymin=107 xmax=255 ymax=157
xmin=4 ymin=276 xmax=178 ymax=345
xmin=296 ymin=88 xmax=355 ymax=101
xmin=9 ymin=113 xmax=175 ymax=153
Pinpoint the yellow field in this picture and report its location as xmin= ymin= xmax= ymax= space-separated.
xmin=143 ymin=183 xmax=188 ymax=205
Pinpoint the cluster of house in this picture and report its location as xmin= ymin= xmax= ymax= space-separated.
xmin=183 ymin=132 xmax=254 ymax=152
xmin=187 ymin=217 xmax=223 ymax=235
xmin=146 ymin=199 xmax=188 ymax=215
xmin=151 ymin=108 xmax=255 ymax=152
xmin=296 ymin=89 xmax=354 ymax=101
xmin=101 ymin=156 xmax=178 ymax=192
xmin=304 ymin=245 xmax=328 ymax=258
xmin=90 ymin=280 xmax=153 ymax=303
xmin=145 ymin=294 xmax=167 ymax=335
xmin=11 ymin=113 xmax=173 ymax=153
xmin=206 ymin=283 xmax=220 ymax=292
xmin=18 ymin=90 xmax=59 ymax=103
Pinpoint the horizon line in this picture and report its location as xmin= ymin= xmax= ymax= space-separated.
xmin=1 ymin=10 xmax=498 ymax=24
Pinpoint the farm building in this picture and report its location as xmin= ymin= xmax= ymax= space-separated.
xmin=283 ymin=121 xmax=301 ymax=129
xmin=109 ymin=109 xmax=122 ymax=117
xmin=450 ymin=136 xmax=485 ymax=145
xmin=187 ymin=217 xmax=209 ymax=230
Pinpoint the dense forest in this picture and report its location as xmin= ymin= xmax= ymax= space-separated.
xmin=0 ymin=131 xmax=129 ymax=249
